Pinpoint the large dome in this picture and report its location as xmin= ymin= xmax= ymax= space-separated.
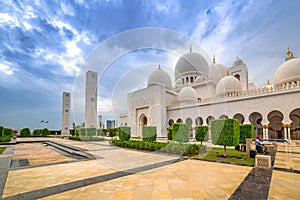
xmin=274 ymin=58 xmax=300 ymax=87
xmin=233 ymin=58 xmax=244 ymax=67
xmin=178 ymin=86 xmax=197 ymax=102
xmin=209 ymin=63 xmax=227 ymax=83
xmin=148 ymin=66 xmax=172 ymax=88
xmin=175 ymin=52 xmax=209 ymax=79
xmin=216 ymin=76 xmax=242 ymax=96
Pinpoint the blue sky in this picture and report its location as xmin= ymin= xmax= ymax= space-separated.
xmin=0 ymin=0 xmax=299 ymax=130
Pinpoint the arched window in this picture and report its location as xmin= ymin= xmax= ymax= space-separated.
xmin=234 ymin=74 xmax=240 ymax=81
xmin=190 ymin=77 xmax=194 ymax=83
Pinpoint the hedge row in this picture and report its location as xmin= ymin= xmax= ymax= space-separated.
xmin=195 ymin=126 xmax=208 ymax=145
xmin=69 ymin=136 xmax=105 ymax=141
xmin=110 ymin=140 xmax=205 ymax=156
xmin=239 ymin=124 xmax=254 ymax=144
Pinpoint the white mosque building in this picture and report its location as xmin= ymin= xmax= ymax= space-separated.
xmin=120 ymin=47 xmax=300 ymax=141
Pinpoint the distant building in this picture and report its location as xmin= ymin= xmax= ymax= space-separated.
xmin=107 ymin=120 xmax=116 ymax=129
xmin=61 ymin=92 xmax=70 ymax=137
xmin=85 ymin=70 xmax=98 ymax=128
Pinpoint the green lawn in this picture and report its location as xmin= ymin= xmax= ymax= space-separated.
xmin=0 ymin=147 xmax=6 ymax=154
xmin=194 ymin=147 xmax=255 ymax=165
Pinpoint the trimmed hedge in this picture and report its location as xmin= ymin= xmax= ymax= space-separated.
xmin=41 ymin=128 xmax=49 ymax=136
xmin=69 ymin=136 xmax=105 ymax=141
xmin=195 ymin=126 xmax=208 ymax=145
xmin=142 ymin=126 xmax=157 ymax=142
xmin=3 ymin=128 xmax=14 ymax=137
xmin=85 ymin=128 xmax=97 ymax=137
xmin=110 ymin=139 xmax=205 ymax=156
xmin=20 ymin=128 xmax=31 ymax=137
xmin=0 ymin=126 xmax=4 ymax=136
xmin=211 ymin=118 xmax=240 ymax=157
xmin=107 ymin=128 xmax=118 ymax=138
xmin=172 ymin=123 xmax=189 ymax=144
xmin=118 ymin=127 xmax=131 ymax=141
xmin=97 ymin=129 xmax=106 ymax=136
xmin=167 ymin=128 xmax=173 ymax=140
xmin=239 ymin=124 xmax=254 ymax=144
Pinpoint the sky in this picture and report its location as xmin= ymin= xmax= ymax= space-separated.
xmin=0 ymin=0 xmax=300 ymax=130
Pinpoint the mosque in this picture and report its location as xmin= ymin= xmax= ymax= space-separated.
xmin=119 ymin=47 xmax=300 ymax=141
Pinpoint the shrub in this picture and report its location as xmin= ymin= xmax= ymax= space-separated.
xmin=142 ymin=126 xmax=157 ymax=142
xmin=20 ymin=128 xmax=31 ymax=137
xmin=108 ymin=128 xmax=117 ymax=139
xmin=195 ymin=126 xmax=208 ymax=145
xmin=3 ymin=128 xmax=15 ymax=137
xmin=32 ymin=129 xmax=40 ymax=136
xmin=69 ymin=136 xmax=105 ymax=141
xmin=41 ymin=128 xmax=49 ymax=136
xmin=167 ymin=128 xmax=173 ymax=140
xmin=0 ymin=126 xmax=4 ymax=136
xmin=97 ymin=129 xmax=106 ymax=136
xmin=118 ymin=127 xmax=131 ymax=141
xmin=69 ymin=129 xmax=76 ymax=136
xmin=85 ymin=128 xmax=97 ymax=137
xmin=211 ymin=118 xmax=240 ymax=157
xmin=49 ymin=130 xmax=60 ymax=135
xmin=172 ymin=123 xmax=189 ymax=144
xmin=239 ymin=124 xmax=254 ymax=144
xmin=76 ymin=129 xmax=85 ymax=137
xmin=0 ymin=135 xmax=11 ymax=142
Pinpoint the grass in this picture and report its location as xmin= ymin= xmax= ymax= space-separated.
xmin=0 ymin=147 xmax=6 ymax=154
xmin=194 ymin=147 xmax=255 ymax=165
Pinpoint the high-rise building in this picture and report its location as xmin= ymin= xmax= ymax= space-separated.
xmin=106 ymin=120 xmax=116 ymax=129
xmin=85 ymin=70 xmax=98 ymax=128
xmin=61 ymin=92 xmax=70 ymax=137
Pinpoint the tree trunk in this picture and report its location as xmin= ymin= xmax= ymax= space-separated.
xmin=224 ymin=145 xmax=227 ymax=157
xmin=201 ymin=141 xmax=203 ymax=146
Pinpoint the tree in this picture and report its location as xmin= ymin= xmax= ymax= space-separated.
xmin=239 ymin=124 xmax=254 ymax=144
xmin=142 ymin=126 xmax=157 ymax=142
xmin=119 ymin=127 xmax=131 ymax=141
xmin=41 ymin=128 xmax=49 ymax=136
xmin=211 ymin=118 xmax=240 ymax=157
xmin=0 ymin=126 xmax=4 ymax=136
xmin=167 ymin=128 xmax=173 ymax=140
xmin=172 ymin=123 xmax=189 ymax=144
xmin=20 ymin=128 xmax=31 ymax=137
xmin=195 ymin=126 xmax=208 ymax=145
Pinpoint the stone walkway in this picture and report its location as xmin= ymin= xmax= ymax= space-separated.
xmin=0 ymin=138 xmax=299 ymax=199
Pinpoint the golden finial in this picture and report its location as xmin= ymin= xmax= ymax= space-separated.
xmin=286 ymin=47 xmax=291 ymax=56
xmin=267 ymin=80 xmax=271 ymax=85
xmin=190 ymin=44 xmax=192 ymax=53
xmin=226 ymin=69 xmax=230 ymax=76
xmin=285 ymin=47 xmax=295 ymax=61
xmin=158 ymin=64 xmax=161 ymax=70
xmin=213 ymin=55 xmax=216 ymax=64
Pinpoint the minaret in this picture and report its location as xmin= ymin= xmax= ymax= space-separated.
xmin=61 ymin=92 xmax=71 ymax=137
xmin=85 ymin=70 xmax=98 ymax=128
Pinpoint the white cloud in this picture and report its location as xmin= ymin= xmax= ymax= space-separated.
xmin=0 ymin=63 xmax=14 ymax=75
xmin=61 ymin=2 xmax=75 ymax=16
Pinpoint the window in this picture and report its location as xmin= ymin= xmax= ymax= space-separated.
xmin=190 ymin=77 xmax=194 ymax=83
xmin=65 ymin=109 xmax=69 ymax=113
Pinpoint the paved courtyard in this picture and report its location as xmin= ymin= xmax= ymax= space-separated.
xmin=0 ymin=138 xmax=299 ymax=199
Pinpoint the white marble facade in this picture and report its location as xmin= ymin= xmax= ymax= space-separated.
xmin=120 ymin=48 xmax=300 ymax=141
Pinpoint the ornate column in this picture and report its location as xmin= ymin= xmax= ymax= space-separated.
xmin=287 ymin=124 xmax=292 ymax=142
xmin=283 ymin=124 xmax=287 ymax=140
xmin=265 ymin=125 xmax=269 ymax=140
xmin=262 ymin=125 xmax=266 ymax=139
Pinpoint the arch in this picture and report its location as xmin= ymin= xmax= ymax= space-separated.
xmin=267 ymin=110 xmax=284 ymax=139
xmin=139 ymin=114 xmax=148 ymax=138
xmin=176 ymin=118 xmax=183 ymax=123
xmin=186 ymin=118 xmax=193 ymax=138
xmin=195 ymin=117 xmax=203 ymax=126
xmin=206 ymin=116 xmax=215 ymax=126
xmin=190 ymin=76 xmax=194 ymax=83
xmin=219 ymin=114 xmax=228 ymax=119
xmin=290 ymin=108 xmax=300 ymax=140
xmin=234 ymin=74 xmax=240 ymax=81
xmin=249 ymin=112 xmax=263 ymax=138
xmin=168 ymin=119 xmax=174 ymax=127
xmin=186 ymin=77 xmax=189 ymax=83
xmin=233 ymin=113 xmax=245 ymax=124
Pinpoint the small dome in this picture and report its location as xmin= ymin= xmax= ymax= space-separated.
xmin=175 ymin=52 xmax=209 ymax=79
xmin=216 ymin=76 xmax=242 ymax=96
xmin=233 ymin=58 xmax=244 ymax=67
xmin=178 ymin=86 xmax=197 ymax=102
xmin=248 ymin=80 xmax=256 ymax=91
xmin=209 ymin=63 xmax=227 ymax=83
xmin=148 ymin=66 xmax=172 ymax=88
xmin=274 ymin=58 xmax=300 ymax=87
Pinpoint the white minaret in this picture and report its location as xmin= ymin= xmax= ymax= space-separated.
xmin=61 ymin=92 xmax=71 ymax=137
xmin=85 ymin=70 xmax=98 ymax=128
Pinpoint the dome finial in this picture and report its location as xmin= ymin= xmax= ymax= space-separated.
xmin=267 ymin=80 xmax=271 ymax=85
xmin=190 ymin=44 xmax=192 ymax=53
xmin=226 ymin=69 xmax=230 ymax=76
xmin=213 ymin=55 xmax=216 ymax=64
xmin=285 ymin=47 xmax=295 ymax=61
xmin=158 ymin=64 xmax=161 ymax=70
xmin=236 ymin=56 xmax=239 ymax=60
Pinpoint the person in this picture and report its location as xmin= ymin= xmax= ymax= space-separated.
xmin=255 ymin=136 xmax=264 ymax=153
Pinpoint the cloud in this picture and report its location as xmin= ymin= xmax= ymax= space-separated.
xmin=0 ymin=62 xmax=14 ymax=75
